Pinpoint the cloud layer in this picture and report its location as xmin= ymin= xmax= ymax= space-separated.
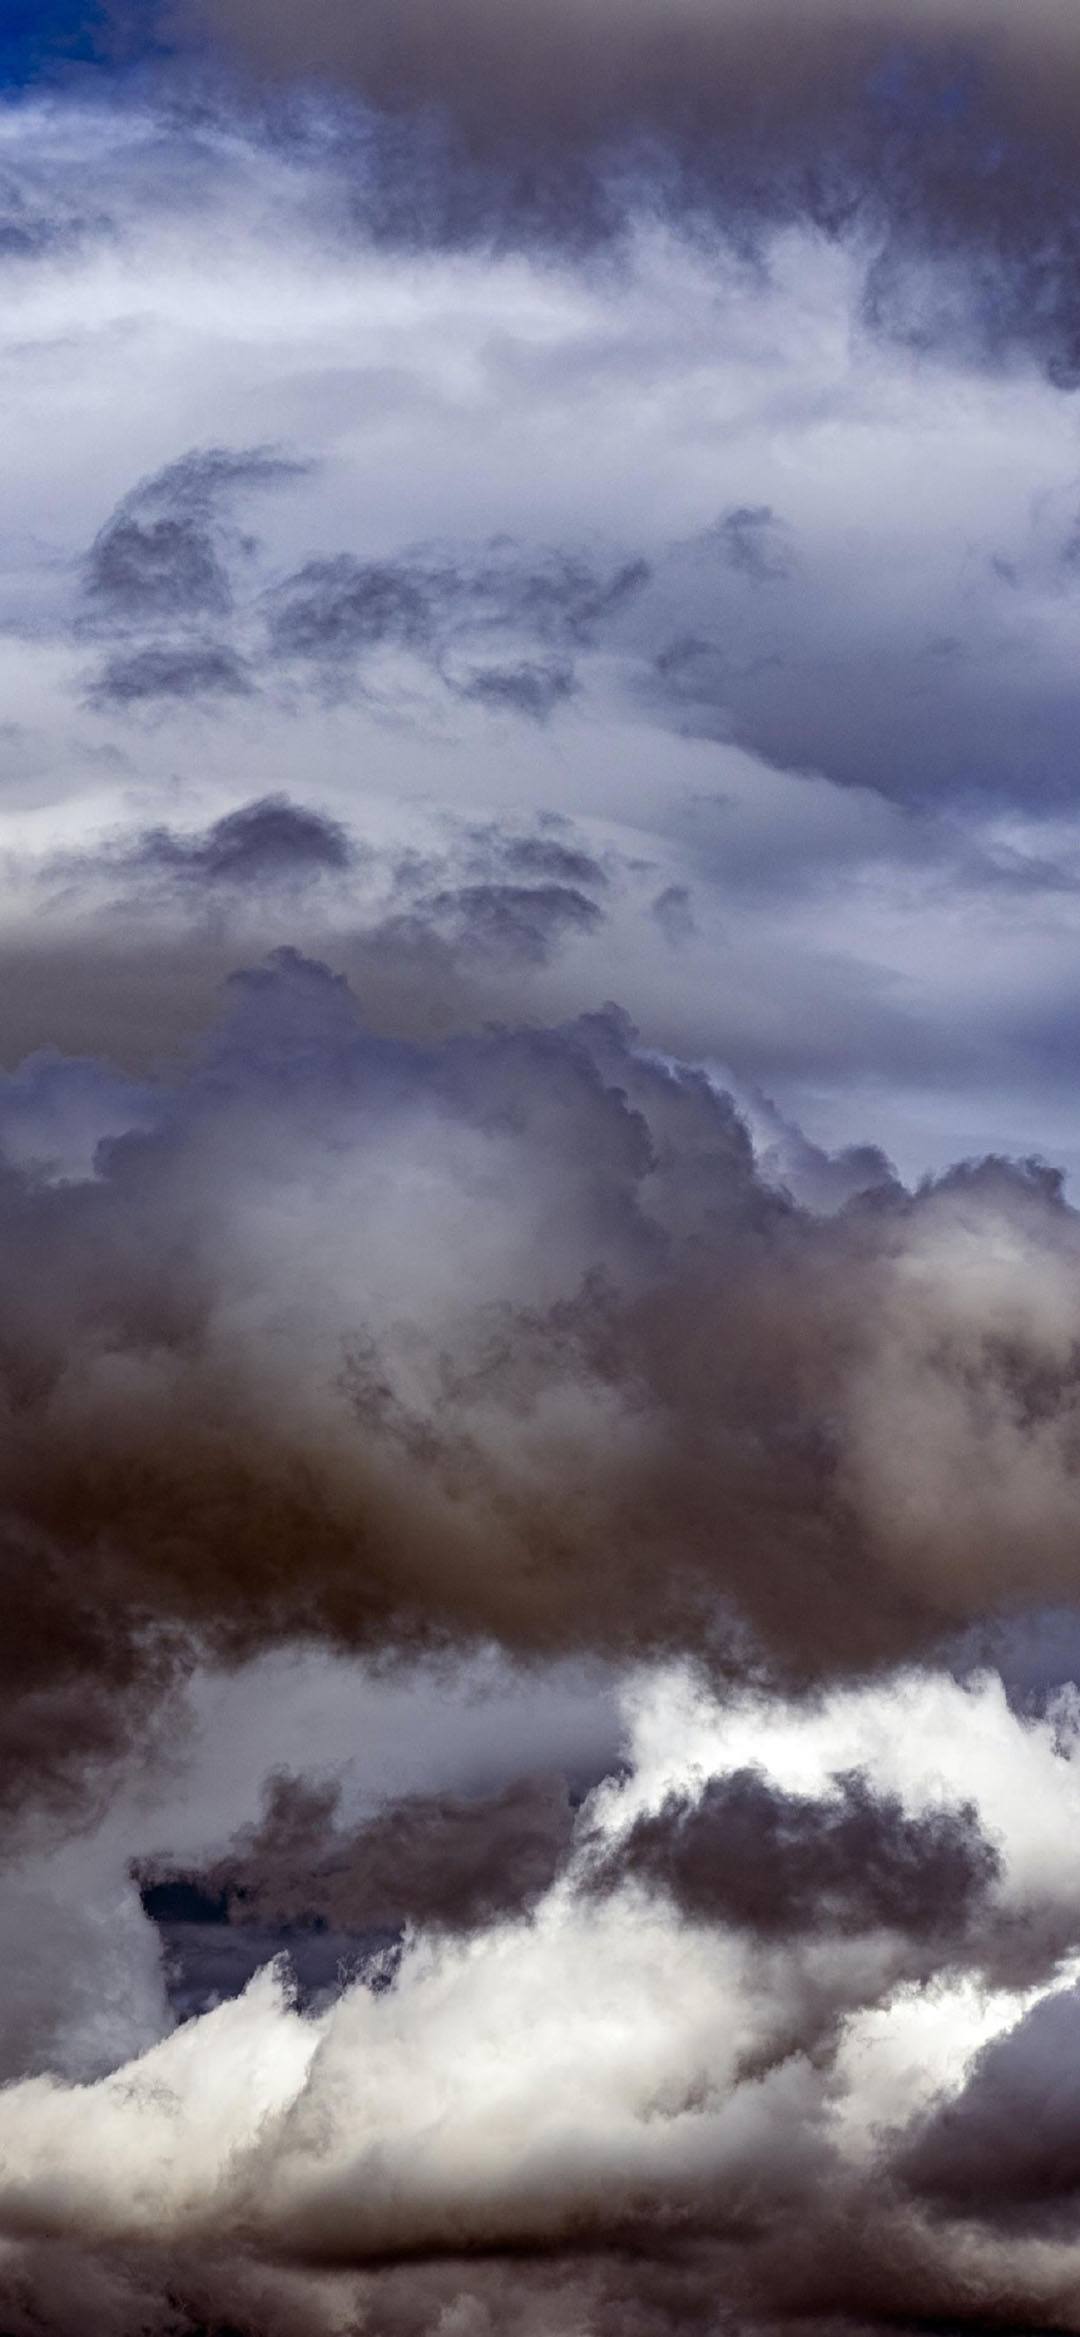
xmin=7 ymin=7 xmax=1080 ymax=2331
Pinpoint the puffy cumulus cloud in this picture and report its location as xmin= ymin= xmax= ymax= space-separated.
xmin=5 ymin=1668 xmax=1080 ymax=2331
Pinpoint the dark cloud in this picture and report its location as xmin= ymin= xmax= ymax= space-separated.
xmin=139 ymin=1870 xmax=396 ymax=2018
xmin=453 ymin=657 xmax=577 ymax=719
xmin=712 ymin=507 xmax=791 ymax=585
xmin=114 ymin=795 xmax=354 ymax=889
xmin=586 ymin=1767 xmax=999 ymax=1945
xmin=152 ymin=0 xmax=985 ymax=155
xmin=80 ymin=444 xmax=310 ymax=710
xmin=85 ymin=445 xmax=305 ymax=626
xmin=87 ymin=640 xmax=253 ymax=704
xmin=0 ymin=1527 xmax=181 ymax=1831
xmin=490 ymin=834 xmax=609 ymax=890
xmin=150 ymin=0 xmax=1080 ymax=380
xmin=898 ymin=1988 xmax=1080 ymax=2232
xmin=266 ymin=540 xmax=649 ymax=711
xmin=397 ymin=881 xmax=605 ymax=963
xmin=87 ymin=511 xmax=232 ymax=625
xmin=147 ymin=1767 xmax=575 ymax=1943
xmin=14 ymin=24 xmax=1080 ymax=2336
xmin=0 ymin=944 xmax=1079 ymax=2337
xmin=266 ymin=552 xmax=436 ymax=662
xmin=0 ymin=950 xmax=1080 ymax=1842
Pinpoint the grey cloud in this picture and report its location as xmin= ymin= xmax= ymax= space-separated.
xmin=453 ymin=657 xmax=577 ymax=719
xmin=80 ymin=444 xmax=310 ymax=711
xmin=3 ymin=944 xmax=1080 ymax=1844
xmin=266 ymin=539 xmax=649 ymax=713
xmin=255 ymin=488 xmax=1080 ymax=809
xmin=82 ymin=439 xmax=1080 ymax=816
xmin=87 ymin=641 xmax=253 ymax=704
xmin=713 ymin=506 xmax=791 ymax=585
xmin=85 ymin=445 xmax=306 ymax=627
xmin=586 ymin=1768 xmax=1000 ymax=1947
xmin=45 ymin=801 xmax=605 ymax=972
xmin=158 ymin=0 xmax=1080 ymax=381
xmin=635 ymin=588 xmax=1080 ymax=811
xmin=490 ymin=833 xmax=609 ymax=889
xmin=397 ymin=881 xmax=605 ymax=964
xmin=86 ymin=512 xmax=232 ymax=626
xmin=0 ymin=1052 xmax=156 ymax=1185
xmin=148 ymin=1766 xmax=575 ymax=1941
xmin=469 ymin=547 xmax=649 ymax=645
xmin=651 ymin=884 xmax=695 ymax=947
xmin=898 ymin=1988 xmax=1080 ymax=2231
xmin=114 ymin=795 xmax=355 ymax=889
xmin=266 ymin=552 xmax=436 ymax=661
xmin=0 ymin=170 xmax=100 ymax=262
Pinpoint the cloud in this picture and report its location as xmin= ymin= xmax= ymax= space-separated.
xmin=712 ymin=506 xmax=791 ymax=585
xmin=585 ymin=1767 xmax=999 ymax=1948
xmin=483 ymin=832 xmax=608 ymax=890
xmin=84 ymin=445 xmax=305 ymax=627
xmin=11 ymin=42 xmax=1080 ymax=2335
xmin=897 ymin=1986 xmax=1080 ymax=2234
xmin=264 ymin=540 xmax=649 ymax=715
xmin=5 ymin=948 xmax=1080 ymax=1847
xmin=100 ymin=794 xmax=355 ymax=890
xmin=453 ymin=657 xmax=577 ymax=719
xmin=79 ymin=443 xmax=308 ymax=706
xmin=266 ymin=552 xmax=436 ymax=662
xmin=3 ymin=1668 xmax=1080 ymax=2332
xmin=87 ymin=640 xmax=253 ymax=703
xmin=148 ymin=1766 xmax=576 ymax=1939
xmin=651 ymin=884 xmax=694 ymax=947
xmin=152 ymin=0 xmax=1080 ymax=380
xmin=393 ymin=880 xmax=605 ymax=963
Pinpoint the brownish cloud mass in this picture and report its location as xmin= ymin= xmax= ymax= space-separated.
xmin=1 ymin=947 xmax=1080 ymax=1839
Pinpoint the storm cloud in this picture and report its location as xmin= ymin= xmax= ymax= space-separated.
xmin=149 ymin=1766 xmax=576 ymax=1938
xmin=585 ymin=1766 xmax=1000 ymax=1946
xmin=151 ymin=0 xmax=1080 ymax=380
xmin=4 ymin=948 xmax=1080 ymax=1848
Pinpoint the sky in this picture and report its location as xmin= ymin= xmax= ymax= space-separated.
xmin=8 ymin=4 xmax=1080 ymax=2334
